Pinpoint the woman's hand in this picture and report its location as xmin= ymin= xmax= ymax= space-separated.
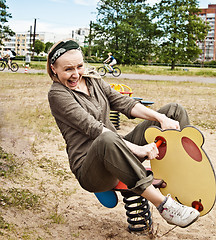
xmin=124 ymin=140 xmax=159 ymax=160
xmin=135 ymin=143 xmax=159 ymax=160
xmin=159 ymin=114 xmax=180 ymax=130
xmin=130 ymin=104 xmax=180 ymax=131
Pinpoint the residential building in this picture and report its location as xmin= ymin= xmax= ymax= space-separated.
xmin=0 ymin=27 xmax=89 ymax=56
xmin=1 ymin=32 xmax=45 ymax=56
xmin=198 ymin=4 xmax=216 ymax=62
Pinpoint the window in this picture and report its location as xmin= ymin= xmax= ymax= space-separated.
xmin=207 ymin=13 xmax=215 ymax=18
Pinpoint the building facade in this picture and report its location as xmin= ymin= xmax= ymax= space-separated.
xmin=0 ymin=27 xmax=89 ymax=57
xmin=198 ymin=4 xmax=216 ymax=62
xmin=1 ymin=32 xmax=45 ymax=56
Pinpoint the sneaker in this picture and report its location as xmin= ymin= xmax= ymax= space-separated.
xmin=158 ymin=195 xmax=200 ymax=228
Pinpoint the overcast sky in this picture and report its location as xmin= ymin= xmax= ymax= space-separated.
xmin=7 ymin=0 xmax=216 ymax=35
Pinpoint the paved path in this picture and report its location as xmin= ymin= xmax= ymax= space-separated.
xmin=3 ymin=68 xmax=216 ymax=84
xmin=118 ymin=73 xmax=216 ymax=84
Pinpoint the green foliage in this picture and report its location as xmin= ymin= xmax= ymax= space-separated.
xmin=153 ymin=0 xmax=209 ymax=70
xmin=92 ymin=0 xmax=159 ymax=64
xmin=34 ymin=40 xmax=45 ymax=55
xmin=44 ymin=42 xmax=54 ymax=53
xmin=0 ymin=0 xmax=15 ymax=45
xmin=204 ymin=60 xmax=216 ymax=66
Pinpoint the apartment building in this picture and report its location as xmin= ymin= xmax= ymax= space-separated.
xmin=198 ymin=4 xmax=216 ymax=62
xmin=1 ymin=32 xmax=45 ymax=56
xmin=1 ymin=27 xmax=89 ymax=57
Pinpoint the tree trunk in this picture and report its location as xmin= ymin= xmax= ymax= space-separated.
xmin=171 ymin=60 xmax=175 ymax=70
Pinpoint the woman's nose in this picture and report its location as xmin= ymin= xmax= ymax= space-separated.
xmin=72 ymin=68 xmax=79 ymax=77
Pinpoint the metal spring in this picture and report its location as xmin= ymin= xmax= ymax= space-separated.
xmin=109 ymin=111 xmax=120 ymax=130
xmin=121 ymin=191 xmax=152 ymax=232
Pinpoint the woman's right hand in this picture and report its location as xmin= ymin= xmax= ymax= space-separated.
xmin=124 ymin=140 xmax=159 ymax=160
xmin=134 ymin=142 xmax=159 ymax=160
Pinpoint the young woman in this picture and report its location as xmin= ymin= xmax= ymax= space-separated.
xmin=47 ymin=39 xmax=200 ymax=228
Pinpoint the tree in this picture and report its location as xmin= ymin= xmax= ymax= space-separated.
xmin=92 ymin=0 xmax=160 ymax=64
xmin=0 ymin=0 xmax=15 ymax=46
xmin=34 ymin=40 xmax=45 ymax=55
xmin=45 ymin=42 xmax=54 ymax=53
xmin=153 ymin=0 xmax=209 ymax=70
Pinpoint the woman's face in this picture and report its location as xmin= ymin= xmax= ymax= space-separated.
xmin=51 ymin=50 xmax=85 ymax=90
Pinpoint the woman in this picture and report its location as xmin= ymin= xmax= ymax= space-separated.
xmin=47 ymin=40 xmax=200 ymax=228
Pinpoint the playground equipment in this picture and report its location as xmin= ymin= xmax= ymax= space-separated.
xmin=95 ymin=178 xmax=163 ymax=232
xmin=145 ymin=126 xmax=216 ymax=217
xmin=94 ymin=128 xmax=165 ymax=233
xmin=109 ymin=83 xmax=154 ymax=129
xmin=95 ymin=126 xmax=216 ymax=232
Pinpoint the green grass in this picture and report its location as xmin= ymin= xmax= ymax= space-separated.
xmin=89 ymin=63 xmax=216 ymax=77
xmin=38 ymin=156 xmax=72 ymax=180
xmin=16 ymin=60 xmax=46 ymax=70
xmin=0 ymin=188 xmax=40 ymax=210
xmin=14 ymin=59 xmax=216 ymax=77
xmin=0 ymin=216 xmax=10 ymax=230
xmin=0 ymin=147 xmax=17 ymax=178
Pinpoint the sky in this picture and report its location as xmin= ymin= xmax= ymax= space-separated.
xmin=6 ymin=0 xmax=216 ymax=36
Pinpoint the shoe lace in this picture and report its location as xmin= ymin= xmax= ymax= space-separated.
xmin=165 ymin=195 xmax=188 ymax=217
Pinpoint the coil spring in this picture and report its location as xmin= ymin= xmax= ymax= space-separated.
xmin=121 ymin=191 xmax=152 ymax=232
xmin=109 ymin=111 xmax=120 ymax=130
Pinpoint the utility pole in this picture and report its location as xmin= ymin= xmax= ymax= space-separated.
xmin=32 ymin=18 xmax=37 ymax=58
xmin=88 ymin=12 xmax=96 ymax=58
xmin=88 ymin=20 xmax=92 ymax=58
xmin=29 ymin=25 xmax=32 ymax=53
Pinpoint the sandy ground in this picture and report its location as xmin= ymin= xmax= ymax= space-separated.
xmin=0 ymin=73 xmax=216 ymax=239
xmin=1 ymin=124 xmax=216 ymax=239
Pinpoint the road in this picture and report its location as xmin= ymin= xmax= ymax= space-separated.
xmin=118 ymin=73 xmax=216 ymax=84
xmin=3 ymin=68 xmax=216 ymax=84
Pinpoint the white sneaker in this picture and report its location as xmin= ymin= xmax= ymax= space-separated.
xmin=158 ymin=195 xmax=200 ymax=228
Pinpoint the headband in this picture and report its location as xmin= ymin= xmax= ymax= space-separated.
xmin=49 ymin=40 xmax=81 ymax=64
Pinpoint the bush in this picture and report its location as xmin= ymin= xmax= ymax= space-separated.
xmin=85 ymin=56 xmax=102 ymax=63
xmin=204 ymin=60 xmax=216 ymax=66
xmin=15 ymin=55 xmax=47 ymax=62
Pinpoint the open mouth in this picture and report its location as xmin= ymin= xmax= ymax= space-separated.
xmin=67 ymin=79 xmax=78 ymax=87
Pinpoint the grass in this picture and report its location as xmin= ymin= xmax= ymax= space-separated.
xmin=0 ymin=147 xmax=16 ymax=177
xmin=0 ymin=188 xmax=40 ymax=210
xmin=16 ymin=60 xmax=47 ymax=70
xmin=0 ymin=147 xmax=40 ymax=210
xmin=15 ymin=59 xmax=216 ymax=77
xmin=89 ymin=62 xmax=216 ymax=77
xmin=49 ymin=204 xmax=65 ymax=224
xmin=106 ymin=77 xmax=216 ymax=130
xmin=0 ymin=216 xmax=10 ymax=230
xmin=0 ymin=216 xmax=11 ymax=237
xmin=38 ymin=156 xmax=72 ymax=180
xmin=1 ymin=72 xmax=216 ymax=131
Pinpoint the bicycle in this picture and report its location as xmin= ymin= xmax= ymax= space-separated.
xmin=97 ymin=63 xmax=121 ymax=77
xmin=0 ymin=58 xmax=19 ymax=72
